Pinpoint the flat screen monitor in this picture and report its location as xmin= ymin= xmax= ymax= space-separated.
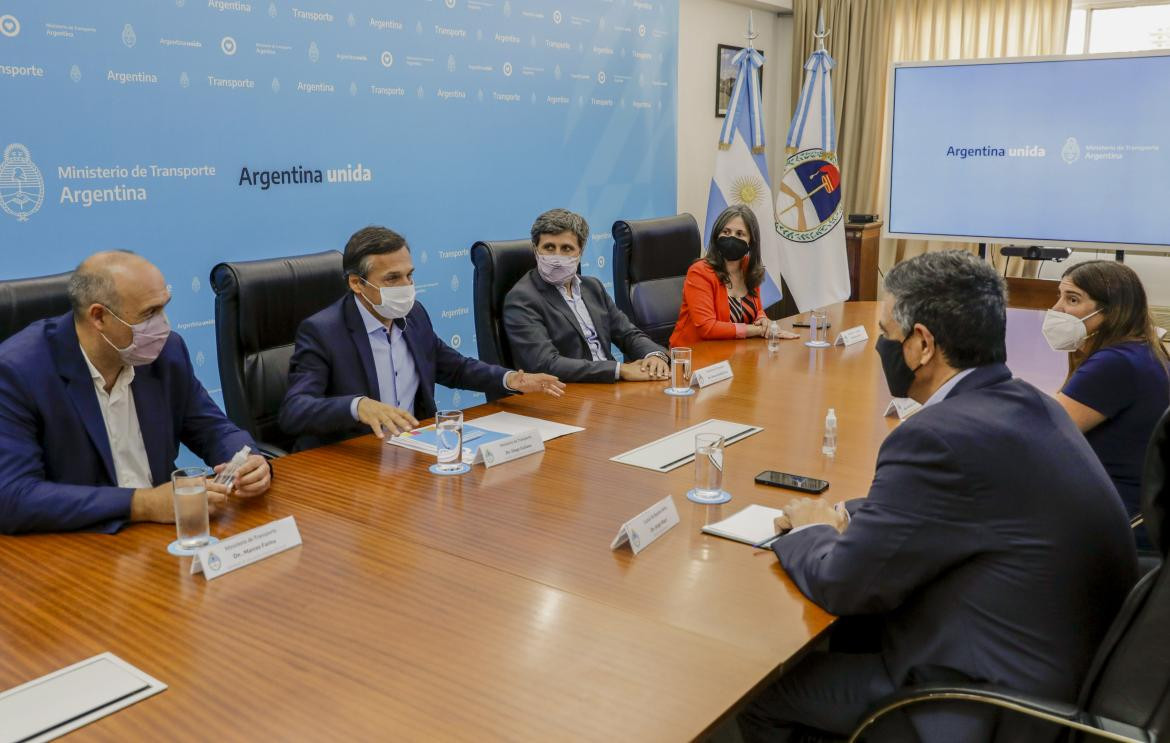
xmin=883 ymin=52 xmax=1170 ymax=252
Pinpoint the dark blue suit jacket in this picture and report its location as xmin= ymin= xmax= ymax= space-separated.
xmin=775 ymin=363 xmax=1138 ymax=739
xmin=0 ymin=313 xmax=255 ymax=535
xmin=279 ymin=295 xmax=511 ymax=451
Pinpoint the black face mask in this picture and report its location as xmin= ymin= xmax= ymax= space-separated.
xmin=875 ymin=334 xmax=922 ymax=398
xmin=715 ymin=235 xmax=750 ymax=262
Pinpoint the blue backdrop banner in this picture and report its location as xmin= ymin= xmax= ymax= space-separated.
xmin=0 ymin=0 xmax=678 ymax=416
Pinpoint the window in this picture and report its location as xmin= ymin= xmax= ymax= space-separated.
xmin=1067 ymin=1 xmax=1170 ymax=54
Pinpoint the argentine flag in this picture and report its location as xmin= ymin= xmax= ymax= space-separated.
xmin=705 ymin=46 xmax=783 ymax=307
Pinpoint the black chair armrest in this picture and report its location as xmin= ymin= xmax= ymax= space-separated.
xmin=849 ymin=683 xmax=1148 ymax=743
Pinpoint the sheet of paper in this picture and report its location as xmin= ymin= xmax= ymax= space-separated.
xmin=610 ymin=419 xmax=762 ymax=472
xmin=468 ymin=412 xmax=584 ymax=442
xmin=0 ymin=653 xmax=166 ymax=743
xmin=700 ymin=504 xmax=787 ymax=546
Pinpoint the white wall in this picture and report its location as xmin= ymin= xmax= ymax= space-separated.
xmin=1039 ymin=251 xmax=1170 ymax=311
xmin=677 ymin=0 xmax=793 ymax=239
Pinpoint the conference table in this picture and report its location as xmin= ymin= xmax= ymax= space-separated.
xmin=0 ymin=302 xmax=1068 ymax=741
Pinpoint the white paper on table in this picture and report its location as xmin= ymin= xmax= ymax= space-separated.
xmin=0 ymin=653 xmax=166 ymax=743
xmin=610 ymin=418 xmax=763 ymax=472
xmin=468 ymin=412 xmax=584 ymax=442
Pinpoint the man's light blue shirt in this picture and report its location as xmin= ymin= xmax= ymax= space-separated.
xmin=923 ymin=367 xmax=976 ymax=408
xmin=348 ymin=296 xmax=516 ymax=420
xmin=556 ymin=275 xmax=665 ymax=380
xmin=350 ymin=296 xmax=420 ymax=418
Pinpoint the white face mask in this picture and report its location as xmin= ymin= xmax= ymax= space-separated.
xmin=360 ymin=278 xmax=415 ymax=320
xmin=1042 ymin=308 xmax=1102 ymax=352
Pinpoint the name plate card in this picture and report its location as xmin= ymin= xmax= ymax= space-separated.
xmin=883 ymin=397 xmax=923 ymax=421
xmin=609 ymin=495 xmax=679 ymax=555
xmin=834 ymin=325 xmax=870 ymax=346
xmin=474 ymin=428 xmax=544 ymax=468
xmin=691 ymin=360 xmax=733 ymax=388
xmin=191 ymin=516 xmax=302 ymax=580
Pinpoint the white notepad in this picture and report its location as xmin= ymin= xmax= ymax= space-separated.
xmin=700 ymin=504 xmax=787 ymax=546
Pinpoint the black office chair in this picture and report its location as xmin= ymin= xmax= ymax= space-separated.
xmin=210 ymin=251 xmax=347 ymax=457
xmin=470 ymin=239 xmax=535 ymax=385
xmin=611 ymin=214 xmax=701 ymax=347
xmin=0 ymin=271 xmax=73 ymax=344
xmin=847 ymin=408 xmax=1170 ymax=742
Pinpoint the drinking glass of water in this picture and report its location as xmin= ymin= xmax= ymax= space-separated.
xmin=665 ymin=347 xmax=695 ymax=396
xmin=766 ymin=321 xmax=783 ymax=352
xmin=687 ymin=433 xmax=730 ymax=504
xmin=172 ymin=466 xmax=211 ymax=551
xmin=805 ymin=308 xmax=831 ymax=348
xmin=431 ymin=410 xmax=469 ymax=475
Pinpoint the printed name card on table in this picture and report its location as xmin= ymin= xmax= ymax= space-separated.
xmin=191 ymin=516 xmax=302 ymax=580
xmin=833 ymin=326 xmax=870 ymax=346
xmin=883 ymin=397 xmax=923 ymax=421
xmin=691 ymin=360 xmax=733 ymax=388
xmin=609 ymin=495 xmax=679 ymax=555
xmin=473 ymin=428 xmax=544 ymax=468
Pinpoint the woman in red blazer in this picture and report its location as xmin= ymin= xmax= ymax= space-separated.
xmin=670 ymin=204 xmax=799 ymax=348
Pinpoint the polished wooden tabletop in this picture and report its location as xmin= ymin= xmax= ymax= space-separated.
xmin=0 ymin=302 xmax=1067 ymax=741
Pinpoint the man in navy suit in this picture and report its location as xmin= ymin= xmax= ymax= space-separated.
xmin=739 ymin=251 xmax=1138 ymax=742
xmin=279 ymin=225 xmax=564 ymax=451
xmin=0 ymin=251 xmax=271 ymax=535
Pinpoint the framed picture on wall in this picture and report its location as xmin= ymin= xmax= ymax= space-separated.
xmin=716 ymin=44 xmax=764 ymax=118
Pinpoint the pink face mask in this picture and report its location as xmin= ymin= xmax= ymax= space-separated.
xmin=100 ymin=307 xmax=171 ymax=366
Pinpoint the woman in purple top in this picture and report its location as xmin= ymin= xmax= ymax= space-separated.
xmin=1043 ymin=260 xmax=1169 ymax=551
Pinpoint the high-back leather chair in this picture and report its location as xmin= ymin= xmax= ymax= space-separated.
xmin=611 ymin=214 xmax=701 ymax=347
xmin=847 ymin=408 xmax=1170 ymax=742
xmin=470 ymin=239 xmax=535 ymax=381
xmin=0 ymin=271 xmax=73 ymax=344
xmin=210 ymin=251 xmax=347 ymax=456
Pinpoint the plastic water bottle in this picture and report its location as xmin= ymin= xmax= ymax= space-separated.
xmin=822 ymin=408 xmax=837 ymax=456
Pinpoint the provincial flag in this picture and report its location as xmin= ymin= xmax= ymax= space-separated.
xmin=705 ymin=46 xmax=783 ymax=307
xmin=774 ymin=13 xmax=850 ymax=312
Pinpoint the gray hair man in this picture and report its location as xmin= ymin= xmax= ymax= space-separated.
xmin=740 ymin=250 xmax=1137 ymax=742
xmin=502 ymin=208 xmax=669 ymax=383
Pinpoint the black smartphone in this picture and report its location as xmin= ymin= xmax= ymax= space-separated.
xmin=754 ymin=470 xmax=829 ymax=494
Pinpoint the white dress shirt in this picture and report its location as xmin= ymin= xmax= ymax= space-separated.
xmin=80 ymin=345 xmax=153 ymax=489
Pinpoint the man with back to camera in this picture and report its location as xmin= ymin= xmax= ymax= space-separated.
xmin=279 ymin=225 xmax=565 ymax=451
xmin=738 ymin=251 xmax=1138 ymax=742
xmin=502 ymin=208 xmax=671 ymax=383
xmin=0 ymin=250 xmax=271 ymax=535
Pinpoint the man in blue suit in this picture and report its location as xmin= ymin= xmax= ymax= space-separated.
xmin=0 ymin=251 xmax=271 ymax=535
xmin=279 ymin=225 xmax=564 ymax=451
xmin=739 ymin=251 xmax=1138 ymax=742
